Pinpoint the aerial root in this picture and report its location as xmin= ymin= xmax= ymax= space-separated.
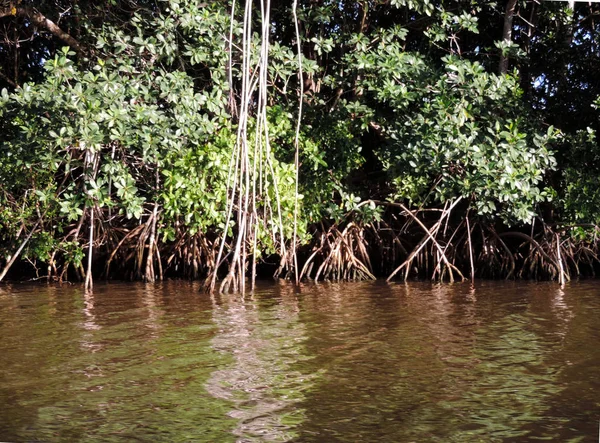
xmin=301 ymin=223 xmax=375 ymax=282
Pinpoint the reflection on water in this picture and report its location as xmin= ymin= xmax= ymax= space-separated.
xmin=206 ymin=284 xmax=315 ymax=441
xmin=0 ymin=281 xmax=599 ymax=442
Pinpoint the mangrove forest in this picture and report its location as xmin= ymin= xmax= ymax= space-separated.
xmin=1 ymin=0 xmax=600 ymax=291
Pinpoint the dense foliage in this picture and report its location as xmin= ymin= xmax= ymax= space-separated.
xmin=1 ymin=0 xmax=599 ymax=286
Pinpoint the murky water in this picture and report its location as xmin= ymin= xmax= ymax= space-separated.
xmin=0 ymin=281 xmax=599 ymax=442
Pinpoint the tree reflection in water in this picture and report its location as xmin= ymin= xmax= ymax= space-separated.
xmin=0 ymin=281 xmax=596 ymax=442
xmin=206 ymin=284 xmax=316 ymax=441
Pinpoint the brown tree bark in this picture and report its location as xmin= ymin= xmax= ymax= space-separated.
xmin=499 ymin=0 xmax=518 ymax=74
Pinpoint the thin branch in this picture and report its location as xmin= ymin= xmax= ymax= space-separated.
xmin=1 ymin=6 xmax=85 ymax=56
xmin=0 ymin=220 xmax=40 ymax=282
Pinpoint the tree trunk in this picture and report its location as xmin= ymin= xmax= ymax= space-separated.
xmin=520 ymin=0 xmax=539 ymax=95
xmin=499 ymin=0 xmax=518 ymax=74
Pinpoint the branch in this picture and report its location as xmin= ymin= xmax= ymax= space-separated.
xmin=0 ymin=220 xmax=40 ymax=282
xmin=0 ymin=70 xmax=17 ymax=88
xmin=0 ymin=6 xmax=85 ymax=56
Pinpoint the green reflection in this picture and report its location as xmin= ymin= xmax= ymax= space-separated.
xmin=0 ymin=284 xmax=235 ymax=442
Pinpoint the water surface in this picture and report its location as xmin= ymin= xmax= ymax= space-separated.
xmin=0 ymin=281 xmax=599 ymax=442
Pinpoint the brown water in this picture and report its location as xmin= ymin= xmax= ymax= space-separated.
xmin=0 ymin=281 xmax=599 ymax=442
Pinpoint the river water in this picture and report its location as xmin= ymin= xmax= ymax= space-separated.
xmin=0 ymin=281 xmax=599 ymax=442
